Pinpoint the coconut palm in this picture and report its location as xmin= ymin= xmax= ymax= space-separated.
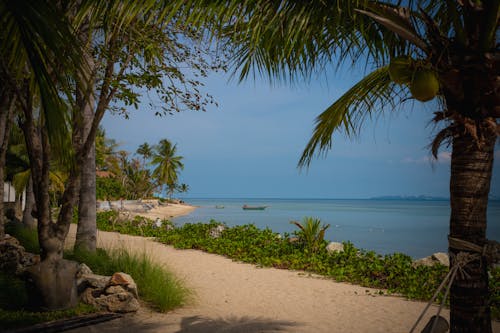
xmin=136 ymin=142 xmax=153 ymax=168
xmin=180 ymin=1 xmax=498 ymax=331
xmin=151 ymin=139 xmax=184 ymax=199
xmin=291 ymin=217 xmax=330 ymax=254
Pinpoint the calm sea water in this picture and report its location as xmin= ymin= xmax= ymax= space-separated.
xmin=173 ymin=198 xmax=500 ymax=259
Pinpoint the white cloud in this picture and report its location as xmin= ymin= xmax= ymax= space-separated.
xmin=402 ymin=151 xmax=451 ymax=164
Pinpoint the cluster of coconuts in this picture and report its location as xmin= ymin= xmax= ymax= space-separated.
xmin=388 ymin=56 xmax=439 ymax=102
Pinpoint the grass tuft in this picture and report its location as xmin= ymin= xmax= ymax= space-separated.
xmin=68 ymin=247 xmax=190 ymax=312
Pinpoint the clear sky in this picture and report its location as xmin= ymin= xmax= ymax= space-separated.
xmin=101 ymin=66 xmax=500 ymax=199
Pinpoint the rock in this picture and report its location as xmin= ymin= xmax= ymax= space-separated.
xmin=326 ymin=242 xmax=344 ymax=254
xmin=413 ymin=252 xmax=449 ymax=268
xmin=95 ymin=292 xmax=140 ymax=313
xmin=0 ymin=236 xmax=40 ymax=275
xmin=77 ymin=263 xmax=93 ymax=277
xmin=431 ymin=252 xmax=449 ymax=267
xmin=109 ymin=272 xmax=138 ymax=298
xmin=105 ymin=285 xmax=126 ymax=295
xmin=79 ymin=272 xmax=140 ymax=313
xmin=78 ymin=273 xmax=110 ymax=293
xmin=154 ymin=218 xmax=163 ymax=228
xmin=209 ymin=225 xmax=225 ymax=238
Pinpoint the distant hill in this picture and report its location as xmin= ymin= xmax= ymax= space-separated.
xmin=370 ymin=195 xmax=448 ymax=201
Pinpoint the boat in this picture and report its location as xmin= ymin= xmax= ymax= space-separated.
xmin=242 ymin=205 xmax=267 ymax=210
xmin=215 ymin=205 xmax=225 ymax=209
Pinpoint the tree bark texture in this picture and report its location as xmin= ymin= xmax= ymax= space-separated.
xmin=0 ymin=93 xmax=16 ymax=239
xmin=75 ymin=91 xmax=97 ymax=252
xmin=449 ymin=129 xmax=496 ymax=333
xmin=74 ymin=23 xmax=97 ymax=252
xmin=22 ymin=175 xmax=36 ymax=229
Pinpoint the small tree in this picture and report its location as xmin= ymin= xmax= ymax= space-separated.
xmin=151 ymin=139 xmax=184 ymax=199
xmin=291 ymin=217 xmax=330 ymax=254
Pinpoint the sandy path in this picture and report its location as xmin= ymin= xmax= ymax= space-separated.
xmin=66 ymin=225 xmax=499 ymax=333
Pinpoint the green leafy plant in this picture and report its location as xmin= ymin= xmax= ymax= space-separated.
xmin=290 ymin=217 xmax=330 ymax=254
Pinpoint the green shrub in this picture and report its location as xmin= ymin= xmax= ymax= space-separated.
xmin=5 ymin=222 xmax=39 ymax=254
xmin=68 ymin=247 xmax=189 ymax=312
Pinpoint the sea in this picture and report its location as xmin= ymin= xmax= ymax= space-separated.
xmin=173 ymin=198 xmax=500 ymax=259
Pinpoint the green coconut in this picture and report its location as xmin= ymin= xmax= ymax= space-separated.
xmin=388 ymin=56 xmax=413 ymax=84
xmin=410 ymin=69 xmax=439 ymax=102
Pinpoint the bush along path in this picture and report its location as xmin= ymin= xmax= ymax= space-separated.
xmin=95 ymin=211 xmax=500 ymax=319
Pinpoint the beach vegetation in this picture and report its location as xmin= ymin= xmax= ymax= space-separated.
xmin=290 ymin=217 xmax=330 ymax=254
xmin=67 ymin=248 xmax=189 ymax=312
xmin=151 ymin=139 xmax=185 ymax=200
xmin=93 ymin=213 xmax=500 ymax=319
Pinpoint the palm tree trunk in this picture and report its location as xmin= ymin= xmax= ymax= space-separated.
xmin=75 ymin=96 xmax=97 ymax=252
xmin=0 ymin=93 xmax=16 ymax=239
xmin=74 ymin=24 xmax=97 ymax=252
xmin=449 ymin=127 xmax=495 ymax=332
xmin=22 ymin=175 xmax=36 ymax=229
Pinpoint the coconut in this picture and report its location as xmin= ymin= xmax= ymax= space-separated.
xmin=410 ymin=69 xmax=439 ymax=102
xmin=388 ymin=56 xmax=413 ymax=84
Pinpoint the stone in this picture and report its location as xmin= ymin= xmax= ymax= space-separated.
xmin=413 ymin=252 xmax=449 ymax=268
xmin=95 ymin=292 xmax=140 ymax=313
xmin=431 ymin=252 xmax=449 ymax=267
xmin=209 ymin=225 xmax=226 ymax=238
xmin=326 ymin=242 xmax=344 ymax=254
xmin=79 ymin=272 xmax=140 ymax=313
xmin=105 ymin=285 xmax=127 ymax=295
xmin=76 ymin=263 xmax=93 ymax=277
xmin=79 ymin=273 xmax=110 ymax=290
xmin=0 ymin=236 xmax=40 ymax=275
xmin=109 ymin=272 xmax=138 ymax=298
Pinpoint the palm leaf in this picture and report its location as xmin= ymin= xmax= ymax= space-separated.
xmin=299 ymin=66 xmax=398 ymax=167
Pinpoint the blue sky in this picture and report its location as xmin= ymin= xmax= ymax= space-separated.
xmin=102 ymin=67 xmax=500 ymax=199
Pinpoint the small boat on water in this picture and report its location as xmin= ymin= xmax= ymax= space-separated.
xmin=215 ymin=205 xmax=225 ymax=209
xmin=242 ymin=205 xmax=267 ymax=210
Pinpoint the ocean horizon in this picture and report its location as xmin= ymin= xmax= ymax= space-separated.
xmin=174 ymin=197 xmax=500 ymax=259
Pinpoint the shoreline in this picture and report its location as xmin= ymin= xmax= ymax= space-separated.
xmin=97 ymin=199 xmax=197 ymax=220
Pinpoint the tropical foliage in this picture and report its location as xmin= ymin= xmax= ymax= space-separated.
xmin=178 ymin=1 xmax=499 ymax=330
xmin=151 ymin=139 xmax=185 ymax=199
xmin=290 ymin=217 xmax=330 ymax=254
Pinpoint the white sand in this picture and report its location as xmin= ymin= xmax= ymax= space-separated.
xmin=132 ymin=202 xmax=197 ymax=220
xmin=65 ymin=225 xmax=500 ymax=333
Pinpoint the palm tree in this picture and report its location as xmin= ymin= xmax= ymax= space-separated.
xmin=136 ymin=142 xmax=153 ymax=168
xmin=151 ymin=139 xmax=184 ymax=199
xmin=182 ymin=1 xmax=498 ymax=331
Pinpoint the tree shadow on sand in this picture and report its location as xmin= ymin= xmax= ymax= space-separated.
xmin=176 ymin=315 xmax=300 ymax=333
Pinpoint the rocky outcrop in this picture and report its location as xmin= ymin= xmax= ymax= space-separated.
xmin=326 ymin=242 xmax=344 ymax=254
xmin=209 ymin=225 xmax=226 ymax=238
xmin=77 ymin=267 xmax=140 ymax=313
xmin=0 ymin=234 xmax=40 ymax=275
xmin=413 ymin=252 xmax=449 ymax=267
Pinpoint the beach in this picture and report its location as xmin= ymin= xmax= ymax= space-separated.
xmin=64 ymin=223 xmax=500 ymax=333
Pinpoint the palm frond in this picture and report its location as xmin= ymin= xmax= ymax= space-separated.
xmin=13 ymin=169 xmax=31 ymax=194
xmin=299 ymin=66 xmax=398 ymax=168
